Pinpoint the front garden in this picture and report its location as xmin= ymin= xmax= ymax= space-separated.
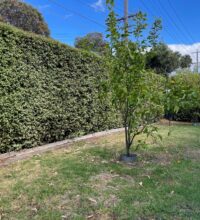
xmin=0 ymin=125 xmax=200 ymax=219
xmin=1 ymin=2 xmax=200 ymax=219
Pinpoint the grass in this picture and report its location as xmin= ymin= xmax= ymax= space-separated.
xmin=0 ymin=125 xmax=200 ymax=219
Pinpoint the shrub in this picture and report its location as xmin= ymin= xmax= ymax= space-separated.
xmin=0 ymin=23 xmax=120 ymax=153
xmin=172 ymin=109 xmax=200 ymax=122
xmin=165 ymin=72 xmax=200 ymax=122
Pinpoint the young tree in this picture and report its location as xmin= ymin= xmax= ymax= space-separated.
xmin=0 ymin=0 xmax=50 ymax=36
xmin=105 ymin=0 xmax=164 ymax=159
xmin=75 ymin=32 xmax=108 ymax=56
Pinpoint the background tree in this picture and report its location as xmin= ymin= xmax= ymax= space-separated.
xmin=0 ymin=0 xmax=50 ymax=36
xmin=75 ymin=32 xmax=108 ymax=55
xmin=105 ymin=0 xmax=164 ymax=159
xmin=146 ymin=43 xmax=192 ymax=76
xmin=180 ymin=55 xmax=192 ymax=68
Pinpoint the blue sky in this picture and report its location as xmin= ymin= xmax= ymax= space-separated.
xmin=24 ymin=0 xmax=200 ymax=60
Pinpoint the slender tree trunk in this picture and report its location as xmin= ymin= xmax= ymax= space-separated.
xmin=125 ymin=124 xmax=129 ymax=156
xmin=169 ymin=115 xmax=172 ymax=126
xmin=126 ymin=144 xmax=130 ymax=157
xmin=124 ymin=98 xmax=130 ymax=157
xmin=125 ymin=125 xmax=131 ymax=157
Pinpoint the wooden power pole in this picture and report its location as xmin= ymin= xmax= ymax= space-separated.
xmin=117 ymin=0 xmax=135 ymax=42
xmin=124 ymin=0 xmax=129 ymax=42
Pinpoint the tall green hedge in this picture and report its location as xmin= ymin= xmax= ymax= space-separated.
xmin=0 ymin=23 xmax=120 ymax=153
xmin=165 ymin=72 xmax=200 ymax=123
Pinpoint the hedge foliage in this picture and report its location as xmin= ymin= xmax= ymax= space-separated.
xmin=0 ymin=23 xmax=120 ymax=153
xmin=167 ymin=73 xmax=200 ymax=122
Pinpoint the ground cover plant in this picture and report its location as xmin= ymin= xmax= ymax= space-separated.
xmin=0 ymin=125 xmax=200 ymax=219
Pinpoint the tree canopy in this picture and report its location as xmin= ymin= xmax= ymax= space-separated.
xmin=74 ymin=32 xmax=108 ymax=55
xmin=146 ymin=43 xmax=192 ymax=76
xmin=105 ymin=0 xmax=164 ymax=158
xmin=0 ymin=0 xmax=50 ymax=36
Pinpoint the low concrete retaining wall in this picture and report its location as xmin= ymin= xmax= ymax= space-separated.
xmin=0 ymin=128 xmax=124 ymax=167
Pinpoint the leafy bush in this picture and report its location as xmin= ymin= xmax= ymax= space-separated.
xmin=172 ymin=109 xmax=200 ymax=122
xmin=166 ymin=72 xmax=200 ymax=122
xmin=0 ymin=23 xmax=120 ymax=153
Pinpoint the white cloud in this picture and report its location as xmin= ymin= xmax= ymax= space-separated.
xmin=91 ymin=0 xmax=105 ymax=12
xmin=63 ymin=13 xmax=73 ymax=20
xmin=168 ymin=43 xmax=200 ymax=63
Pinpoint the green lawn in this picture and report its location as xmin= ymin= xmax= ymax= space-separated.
xmin=0 ymin=125 xmax=200 ymax=220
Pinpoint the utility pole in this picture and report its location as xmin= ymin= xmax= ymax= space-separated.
xmin=196 ymin=50 xmax=199 ymax=73
xmin=192 ymin=50 xmax=200 ymax=73
xmin=117 ymin=0 xmax=134 ymax=42
xmin=124 ymin=0 xmax=129 ymax=42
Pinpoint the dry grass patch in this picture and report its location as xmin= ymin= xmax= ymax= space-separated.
xmin=184 ymin=148 xmax=200 ymax=161
xmin=89 ymin=172 xmax=120 ymax=191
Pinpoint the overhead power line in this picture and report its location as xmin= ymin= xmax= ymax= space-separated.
xmin=75 ymin=0 xmax=124 ymax=17
xmin=139 ymin=0 xmax=192 ymax=54
xmin=157 ymin=0 xmax=194 ymax=44
xmin=75 ymin=0 xmax=91 ymax=8
xmin=53 ymin=32 xmax=88 ymax=36
xmin=139 ymin=0 xmax=178 ymax=42
xmin=47 ymin=0 xmax=105 ymax=28
xmin=167 ymin=0 xmax=196 ymax=43
xmin=48 ymin=0 xmax=194 ymax=57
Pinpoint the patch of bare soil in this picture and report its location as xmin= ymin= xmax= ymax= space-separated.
xmin=87 ymin=212 xmax=119 ymax=220
xmin=59 ymin=190 xmax=119 ymax=219
xmin=140 ymin=151 xmax=173 ymax=166
xmin=153 ymin=153 xmax=173 ymax=165
xmin=89 ymin=172 xmax=120 ymax=191
xmin=184 ymin=148 xmax=200 ymax=161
